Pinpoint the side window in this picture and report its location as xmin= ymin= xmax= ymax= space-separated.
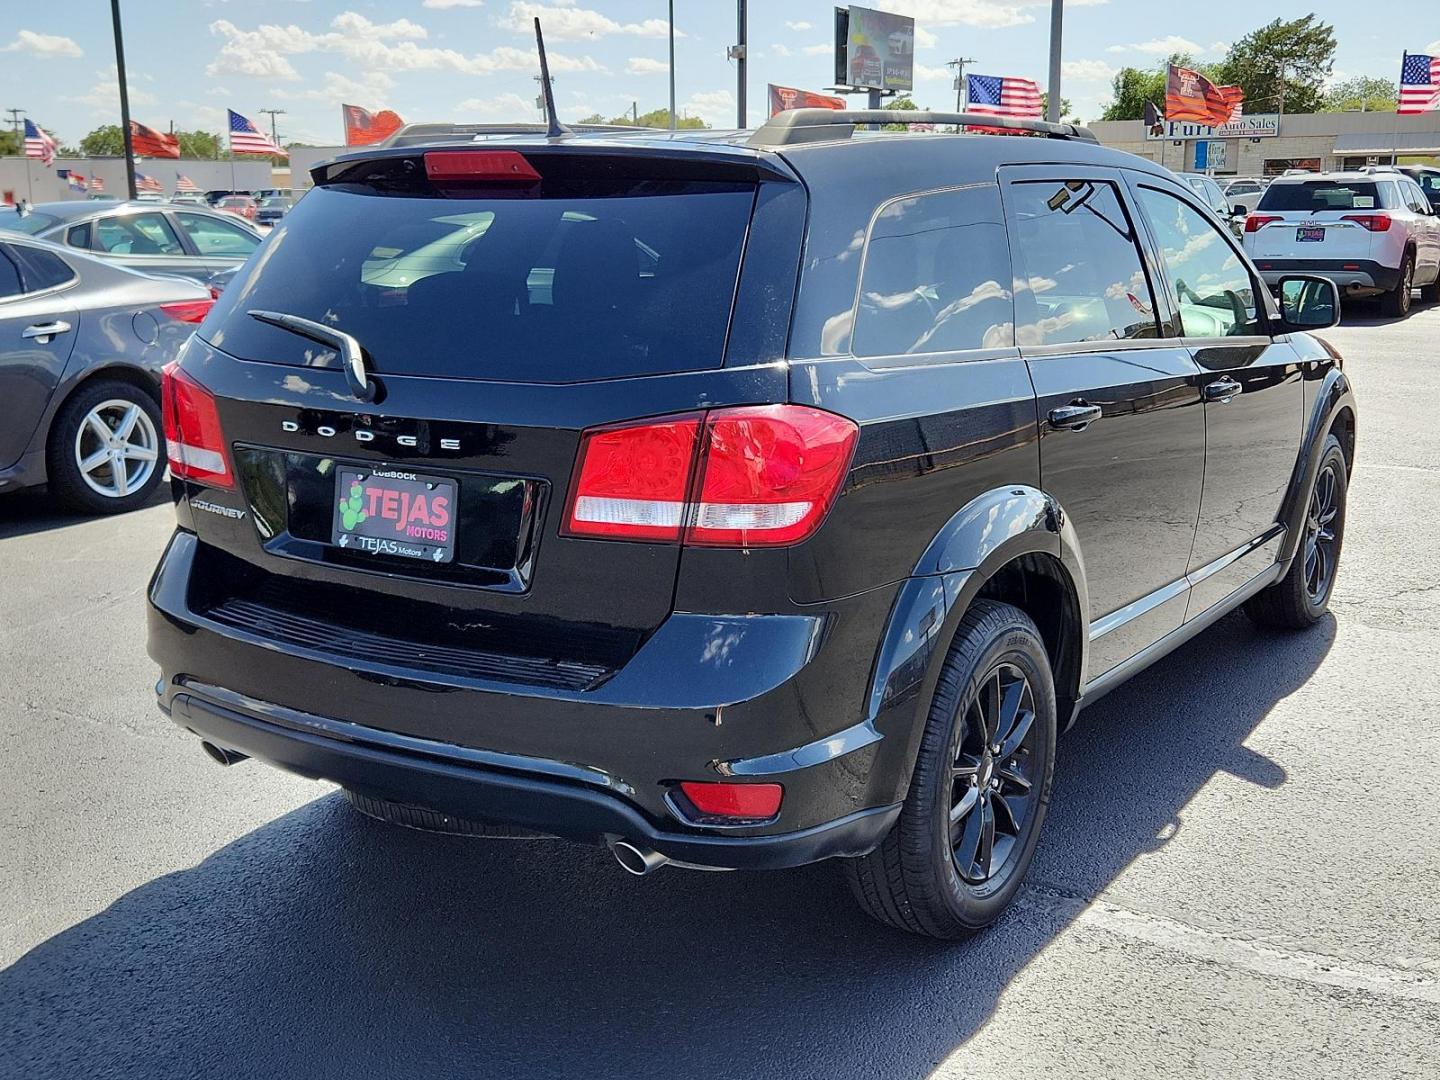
xmin=1135 ymin=186 xmax=1263 ymax=339
xmin=66 ymin=223 xmax=91 ymax=250
xmin=10 ymin=245 xmax=76 ymax=292
xmin=1004 ymin=178 xmax=1160 ymax=346
xmin=175 ymin=212 xmax=261 ymax=256
xmin=1404 ymin=180 xmax=1431 ymax=214
xmin=94 ymin=213 xmax=184 ymax=256
xmin=0 ymin=247 xmax=22 ymax=300
xmin=1378 ymin=181 xmax=1402 ymax=211
xmin=852 ymin=184 xmax=1014 ymax=357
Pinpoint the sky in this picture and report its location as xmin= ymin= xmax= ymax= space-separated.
xmin=2 ymin=1 xmax=1436 ymax=149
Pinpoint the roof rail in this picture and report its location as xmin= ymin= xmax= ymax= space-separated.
xmin=377 ymin=121 xmax=650 ymax=148
xmin=747 ymin=109 xmax=1098 ymax=149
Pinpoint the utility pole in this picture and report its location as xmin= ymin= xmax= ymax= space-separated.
xmin=259 ymin=108 xmax=286 ymax=148
xmin=668 ymin=0 xmax=676 ymax=130
xmin=1045 ymin=0 xmax=1063 ymax=122
xmin=727 ymin=0 xmax=748 ymax=128
xmin=532 ymin=73 xmax=554 ymax=122
xmin=4 ymin=108 xmax=23 ymax=137
xmin=110 ymin=0 xmax=138 ymax=200
xmin=946 ymin=57 xmax=976 ymax=111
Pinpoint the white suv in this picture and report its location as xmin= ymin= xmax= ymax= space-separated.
xmin=1242 ymin=170 xmax=1440 ymax=316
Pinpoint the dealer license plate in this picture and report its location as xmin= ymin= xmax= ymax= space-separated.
xmin=331 ymin=466 xmax=457 ymax=564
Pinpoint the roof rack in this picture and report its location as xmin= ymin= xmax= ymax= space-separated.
xmin=377 ymin=122 xmax=650 ymax=148
xmin=747 ymin=109 xmax=1098 ymax=149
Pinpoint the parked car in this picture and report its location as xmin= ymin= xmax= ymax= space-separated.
xmin=216 ymin=195 xmax=258 ymax=222
xmin=1242 ymin=170 xmax=1440 ymax=316
xmin=254 ymin=196 xmax=293 ymax=227
xmin=133 ymin=192 xmax=166 ymax=204
xmin=0 ymin=235 xmax=213 ymax=512
xmin=1178 ymin=172 xmax=1231 ymax=219
xmin=203 ymin=189 xmax=253 ymax=207
xmin=147 ymin=112 xmax=1355 ymax=939
xmin=1224 ymin=177 xmax=1267 ymax=215
xmin=1398 ymin=165 xmax=1440 ymax=211
xmin=253 ymin=188 xmax=294 ymax=202
xmin=171 ymin=193 xmax=208 ymax=207
xmin=0 ymin=200 xmax=263 ymax=286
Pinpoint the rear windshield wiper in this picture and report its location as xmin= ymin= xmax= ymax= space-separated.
xmin=247 ymin=310 xmax=375 ymax=402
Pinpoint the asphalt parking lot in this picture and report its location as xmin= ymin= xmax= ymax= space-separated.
xmin=2 ymin=301 xmax=1438 ymax=1079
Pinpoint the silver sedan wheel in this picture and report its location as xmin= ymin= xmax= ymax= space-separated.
xmin=73 ymin=398 xmax=160 ymax=499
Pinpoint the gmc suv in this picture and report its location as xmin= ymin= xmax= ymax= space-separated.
xmin=147 ymin=110 xmax=1356 ymax=939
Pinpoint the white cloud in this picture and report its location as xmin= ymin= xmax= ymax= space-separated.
xmin=424 ymin=0 xmax=484 ymax=7
xmin=1106 ymin=35 xmax=1225 ymax=57
xmin=498 ymin=3 xmax=679 ymax=40
xmin=914 ymin=26 xmax=938 ymax=48
xmin=680 ymin=89 xmax=735 ymax=127
xmin=0 ymin=29 xmax=83 ymax=58
xmin=1063 ymin=59 xmax=1118 ymax=82
xmin=769 ymin=43 xmax=792 ymax=58
xmin=270 ymin=70 xmax=397 ymax=109
xmin=457 ymin=92 xmax=538 ymax=119
xmin=786 ymin=20 xmax=812 ymax=31
xmin=877 ymin=0 xmax=1106 ymax=31
xmin=207 ymin=11 xmax=603 ymax=80
xmin=801 ymin=43 xmax=833 ymax=56
xmin=63 ymin=66 xmax=157 ymax=113
xmin=626 ymin=56 xmax=669 ymax=75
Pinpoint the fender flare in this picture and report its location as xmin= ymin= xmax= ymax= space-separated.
xmin=860 ymin=485 xmax=1089 ymax=807
xmin=1277 ymin=367 xmax=1355 ymax=570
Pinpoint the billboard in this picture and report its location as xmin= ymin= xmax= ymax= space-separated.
xmin=833 ymin=6 xmax=914 ymax=92
xmin=1146 ymin=113 xmax=1280 ymax=141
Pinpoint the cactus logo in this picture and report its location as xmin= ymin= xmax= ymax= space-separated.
xmin=338 ymin=480 xmax=368 ymax=531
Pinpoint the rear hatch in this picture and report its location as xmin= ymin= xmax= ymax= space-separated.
xmin=1247 ymin=178 xmax=1387 ymax=262
xmin=179 ymin=141 xmax=799 ymax=692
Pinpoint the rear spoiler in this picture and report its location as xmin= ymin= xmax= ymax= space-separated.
xmin=375 ymin=122 xmax=649 ymax=149
xmin=747 ymin=109 xmax=1098 ymax=148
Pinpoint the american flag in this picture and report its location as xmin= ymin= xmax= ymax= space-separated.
xmin=89 ymin=176 xmax=105 ymax=194
xmin=175 ymin=174 xmax=200 ymax=193
xmin=1399 ymin=53 xmax=1440 ymax=114
xmin=228 ymin=109 xmax=286 ymax=156
xmin=135 ymin=172 xmax=163 ymax=193
xmin=24 ymin=118 xmax=57 ymax=166
xmin=966 ymin=74 xmax=1043 ymax=119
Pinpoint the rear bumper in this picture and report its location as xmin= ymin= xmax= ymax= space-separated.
xmin=147 ymin=530 xmax=913 ymax=868
xmin=1254 ymin=259 xmax=1401 ymax=293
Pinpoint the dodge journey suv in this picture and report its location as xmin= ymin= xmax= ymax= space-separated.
xmin=147 ymin=109 xmax=1356 ymax=939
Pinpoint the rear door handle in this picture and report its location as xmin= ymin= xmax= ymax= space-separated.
xmin=1047 ymin=402 xmax=1103 ymax=430
xmin=22 ymin=320 xmax=72 ymax=340
xmin=1203 ymin=377 xmax=1243 ymax=403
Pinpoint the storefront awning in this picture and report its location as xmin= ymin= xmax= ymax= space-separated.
xmin=1334 ymin=131 xmax=1440 ymax=155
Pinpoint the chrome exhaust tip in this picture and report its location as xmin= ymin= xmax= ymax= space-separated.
xmin=610 ymin=839 xmax=669 ymax=876
xmin=200 ymin=741 xmax=249 ymax=767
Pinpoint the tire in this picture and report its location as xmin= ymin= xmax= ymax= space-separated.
xmin=844 ymin=599 xmax=1058 ymax=939
xmin=1381 ymin=252 xmax=1415 ymax=317
xmin=46 ymin=377 xmax=166 ymax=515
xmin=1245 ymin=433 xmax=1347 ymax=630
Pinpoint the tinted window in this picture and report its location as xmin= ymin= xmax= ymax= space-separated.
xmin=0 ymin=248 xmax=22 ymax=299
xmin=0 ymin=208 xmax=61 ymax=236
xmin=94 ymin=213 xmax=184 ymax=255
xmin=1402 ymin=180 xmax=1430 ymax=214
xmin=1258 ymin=181 xmax=1381 ymax=212
xmin=1005 ymin=179 xmax=1159 ymax=346
xmin=66 ymin=223 xmax=90 ymax=249
xmin=852 ymin=185 xmax=1014 ymax=357
xmin=175 ymin=212 xmax=260 ymax=256
xmin=10 ymin=245 xmax=76 ymax=291
xmin=205 ymin=182 xmax=755 ymax=382
xmin=1137 ymin=187 xmax=1262 ymax=339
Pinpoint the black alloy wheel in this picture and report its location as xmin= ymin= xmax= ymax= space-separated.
xmin=1303 ymin=459 xmax=1341 ymax=605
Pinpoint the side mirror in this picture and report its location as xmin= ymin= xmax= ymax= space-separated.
xmin=1277 ymin=275 xmax=1340 ymax=332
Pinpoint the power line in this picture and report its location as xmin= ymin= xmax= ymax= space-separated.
xmin=946 ymin=58 xmax=977 ymax=111
xmin=259 ymin=108 xmax=286 ymax=148
xmin=4 ymin=108 xmax=24 ymax=136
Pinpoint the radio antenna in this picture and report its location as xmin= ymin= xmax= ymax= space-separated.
xmin=534 ymin=18 xmax=571 ymax=139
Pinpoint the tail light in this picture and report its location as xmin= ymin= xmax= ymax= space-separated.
xmin=159 ymin=299 xmax=215 ymax=324
xmin=1342 ymin=213 xmax=1392 ymax=232
xmin=677 ymin=781 xmax=784 ymax=821
xmin=424 ymin=149 xmax=541 ymax=184
xmin=161 ymin=362 xmax=232 ymax=488
xmin=563 ymin=405 xmax=858 ymax=548
xmin=1244 ymin=214 xmax=1281 ymax=233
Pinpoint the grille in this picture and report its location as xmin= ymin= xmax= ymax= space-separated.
xmin=204 ymin=597 xmax=609 ymax=691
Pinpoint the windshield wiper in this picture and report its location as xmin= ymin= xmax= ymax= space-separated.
xmin=247 ymin=310 xmax=375 ymax=403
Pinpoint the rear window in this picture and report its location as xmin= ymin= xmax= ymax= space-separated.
xmin=1258 ymin=180 xmax=1382 ymax=212
xmin=204 ymin=181 xmax=755 ymax=382
xmin=0 ymin=209 xmax=61 ymax=236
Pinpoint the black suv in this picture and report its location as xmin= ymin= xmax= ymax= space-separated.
xmin=147 ymin=110 xmax=1356 ymax=938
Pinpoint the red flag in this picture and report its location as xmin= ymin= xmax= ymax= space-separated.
xmin=129 ymin=121 xmax=181 ymax=158
xmin=1166 ymin=65 xmax=1231 ymax=127
xmin=767 ymin=84 xmax=846 ymax=117
xmin=1217 ymin=85 xmax=1244 ymax=124
xmin=342 ymin=103 xmax=405 ymax=146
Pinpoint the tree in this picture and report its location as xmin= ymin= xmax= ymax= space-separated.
xmin=79 ymin=124 xmax=124 ymax=157
xmin=1100 ymin=54 xmax=1211 ymax=121
xmin=176 ymin=129 xmax=221 ymax=159
xmin=1213 ymin=15 xmax=1336 ymax=115
xmin=882 ymin=95 xmax=919 ymax=130
xmin=0 ymin=129 xmax=20 ymax=156
xmin=578 ymin=108 xmax=707 ymax=129
xmin=1039 ymin=93 xmax=1074 ymax=123
xmin=1321 ymin=76 xmax=1397 ymax=113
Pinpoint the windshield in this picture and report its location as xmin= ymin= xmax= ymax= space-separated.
xmin=204 ymin=180 xmax=756 ymax=383
xmin=0 ymin=209 xmax=62 ymax=236
xmin=1258 ymin=180 xmax=1382 ymax=212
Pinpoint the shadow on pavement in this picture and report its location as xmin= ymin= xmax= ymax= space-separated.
xmin=0 ymin=485 xmax=171 ymax=541
xmin=0 ymin=611 xmax=1334 ymax=1080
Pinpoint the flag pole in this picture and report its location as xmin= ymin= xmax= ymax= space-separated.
xmin=109 ymin=0 xmax=138 ymax=200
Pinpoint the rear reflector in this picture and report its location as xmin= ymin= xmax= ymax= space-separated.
xmin=562 ymin=405 xmax=858 ymax=547
xmin=161 ymin=362 xmax=232 ymax=489
xmin=159 ymin=299 xmax=215 ymax=324
xmin=678 ymin=781 xmax=784 ymax=820
xmin=424 ymin=149 xmax=541 ymax=184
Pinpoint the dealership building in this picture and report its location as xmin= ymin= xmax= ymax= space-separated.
xmin=1089 ymin=109 xmax=1440 ymax=177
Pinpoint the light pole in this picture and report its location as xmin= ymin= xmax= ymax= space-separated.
xmin=729 ymin=0 xmax=748 ymax=128
xmin=110 ymin=0 xmax=138 ymax=200
xmin=1045 ymin=0 xmax=1063 ymax=122
xmin=668 ymin=0 xmax=676 ymax=130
